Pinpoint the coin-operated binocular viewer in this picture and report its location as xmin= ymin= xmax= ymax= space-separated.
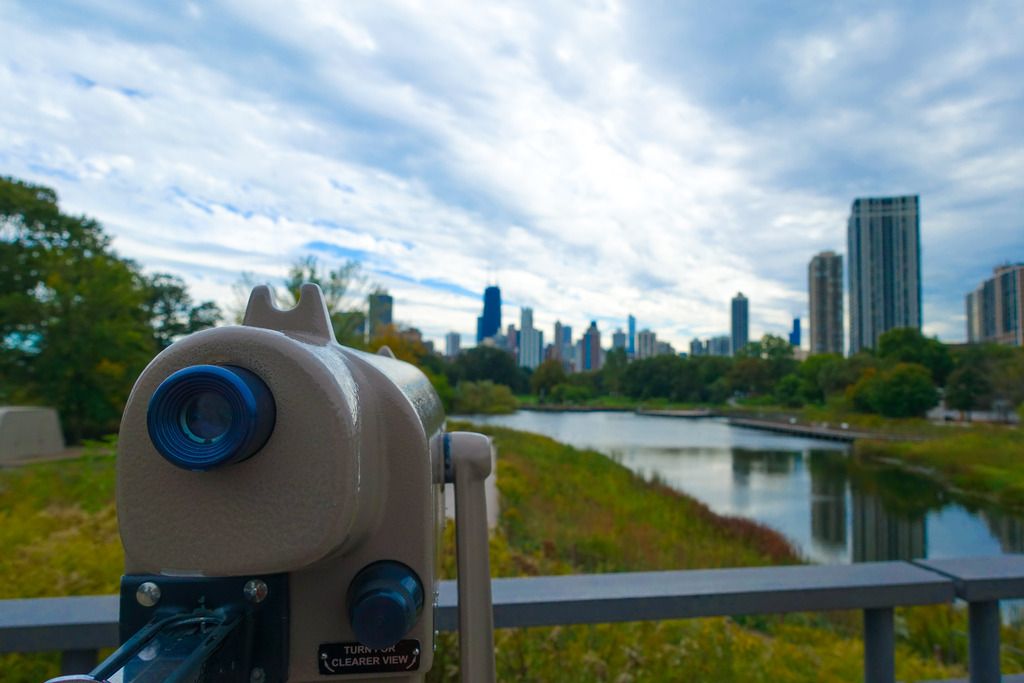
xmin=50 ymin=285 xmax=495 ymax=683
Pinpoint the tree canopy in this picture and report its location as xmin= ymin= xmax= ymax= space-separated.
xmin=0 ymin=176 xmax=219 ymax=441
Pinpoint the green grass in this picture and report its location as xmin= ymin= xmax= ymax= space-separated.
xmin=433 ymin=422 xmax=970 ymax=682
xmin=855 ymin=427 xmax=1024 ymax=509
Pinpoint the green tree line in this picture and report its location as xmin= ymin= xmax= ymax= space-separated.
xmin=0 ymin=177 xmax=221 ymax=441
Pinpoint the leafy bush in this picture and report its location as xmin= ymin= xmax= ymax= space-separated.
xmin=847 ymin=363 xmax=939 ymax=418
xmin=451 ymin=380 xmax=517 ymax=414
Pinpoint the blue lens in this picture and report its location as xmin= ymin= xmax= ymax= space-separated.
xmin=180 ymin=391 xmax=233 ymax=443
xmin=147 ymin=365 xmax=276 ymax=471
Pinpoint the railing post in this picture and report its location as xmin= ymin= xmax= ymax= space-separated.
xmin=968 ymin=600 xmax=1000 ymax=683
xmin=863 ymin=607 xmax=895 ymax=683
xmin=60 ymin=649 xmax=98 ymax=674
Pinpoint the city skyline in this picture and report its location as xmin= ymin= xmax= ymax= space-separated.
xmin=1 ymin=3 xmax=1021 ymax=351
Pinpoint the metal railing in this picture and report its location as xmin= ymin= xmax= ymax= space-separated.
xmin=3 ymin=556 xmax=1023 ymax=683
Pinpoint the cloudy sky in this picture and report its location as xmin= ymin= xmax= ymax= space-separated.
xmin=1 ymin=1 xmax=1021 ymax=350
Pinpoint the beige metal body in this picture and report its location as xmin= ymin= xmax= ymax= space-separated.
xmin=117 ymin=285 xmax=445 ymax=681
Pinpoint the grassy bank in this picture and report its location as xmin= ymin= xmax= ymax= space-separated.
xmin=0 ymin=427 xmax=1001 ymax=681
xmin=855 ymin=427 xmax=1024 ymax=510
xmin=437 ymin=423 xmax=973 ymax=682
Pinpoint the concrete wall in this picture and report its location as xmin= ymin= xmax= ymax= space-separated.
xmin=0 ymin=407 xmax=65 ymax=463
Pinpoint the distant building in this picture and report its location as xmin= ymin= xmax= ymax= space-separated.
xmin=476 ymin=285 xmax=502 ymax=343
xmin=582 ymin=321 xmax=602 ymax=371
xmin=367 ymin=290 xmax=393 ymax=339
xmin=966 ymin=263 xmax=1024 ymax=347
xmin=809 ymin=251 xmax=844 ymax=355
xmin=689 ymin=338 xmax=705 ymax=357
xmin=707 ymin=335 xmax=731 ymax=357
xmin=789 ymin=318 xmax=801 ymax=347
xmin=612 ymin=329 xmax=626 ymax=351
xmin=731 ymin=293 xmax=749 ymax=356
xmin=848 ymin=195 xmax=921 ymax=354
xmin=399 ymin=327 xmax=423 ymax=346
xmin=518 ymin=307 xmax=543 ymax=369
xmin=655 ymin=340 xmax=675 ymax=356
xmin=636 ymin=329 xmax=656 ymax=359
xmin=506 ymin=323 xmax=518 ymax=357
xmin=627 ymin=314 xmax=636 ymax=357
xmin=445 ymin=332 xmax=461 ymax=358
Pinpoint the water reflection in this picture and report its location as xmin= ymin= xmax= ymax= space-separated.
xmin=983 ymin=510 xmax=1024 ymax=553
xmin=809 ymin=452 xmax=847 ymax=551
xmin=462 ymin=411 xmax=1024 ymax=564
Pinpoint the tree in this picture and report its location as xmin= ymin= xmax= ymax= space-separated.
xmin=847 ymin=363 xmax=938 ymax=418
xmin=774 ymin=374 xmax=804 ymax=407
xmin=797 ymin=353 xmax=846 ymax=403
xmin=452 ymin=380 xmax=517 ymax=414
xmin=945 ymin=362 xmax=992 ymax=416
xmin=145 ymin=273 xmax=221 ymax=349
xmin=452 ymin=346 xmax=527 ymax=393
xmin=877 ymin=328 xmax=953 ymax=386
xmin=599 ymin=347 xmax=629 ymax=394
xmin=1 ymin=176 xmax=156 ymax=440
xmin=531 ymin=359 xmax=567 ymax=397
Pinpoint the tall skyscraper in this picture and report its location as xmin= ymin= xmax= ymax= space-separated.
xmin=582 ymin=321 xmax=602 ymax=371
xmin=476 ymin=285 xmax=502 ymax=343
xmin=612 ymin=329 xmax=626 ymax=351
xmin=367 ymin=290 xmax=393 ymax=339
xmin=689 ymin=338 xmax=705 ymax=357
xmin=445 ymin=332 xmax=461 ymax=358
xmin=731 ymin=293 xmax=748 ymax=356
xmin=636 ymin=329 xmax=656 ymax=359
xmin=518 ymin=307 xmax=542 ymax=369
xmin=789 ymin=318 xmax=801 ymax=347
xmin=553 ymin=321 xmax=564 ymax=360
xmin=627 ymin=314 xmax=636 ymax=357
xmin=966 ymin=263 xmax=1024 ymax=346
xmin=848 ymin=195 xmax=921 ymax=354
xmin=809 ymin=251 xmax=844 ymax=355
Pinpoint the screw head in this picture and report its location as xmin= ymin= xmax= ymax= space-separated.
xmin=244 ymin=579 xmax=269 ymax=603
xmin=136 ymin=581 xmax=161 ymax=607
xmin=250 ymin=667 xmax=266 ymax=683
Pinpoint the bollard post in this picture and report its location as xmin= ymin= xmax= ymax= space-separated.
xmin=863 ymin=607 xmax=895 ymax=683
xmin=968 ymin=600 xmax=1001 ymax=683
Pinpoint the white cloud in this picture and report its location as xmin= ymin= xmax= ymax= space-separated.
xmin=1 ymin=1 xmax=1021 ymax=350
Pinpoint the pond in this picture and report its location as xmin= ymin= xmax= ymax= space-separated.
xmin=463 ymin=411 xmax=1023 ymax=564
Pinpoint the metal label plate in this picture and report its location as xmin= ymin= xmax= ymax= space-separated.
xmin=318 ymin=640 xmax=421 ymax=675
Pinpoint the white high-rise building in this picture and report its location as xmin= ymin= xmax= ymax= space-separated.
xmin=518 ymin=307 xmax=543 ymax=369
xmin=445 ymin=332 xmax=461 ymax=358
xmin=637 ymin=329 xmax=657 ymax=359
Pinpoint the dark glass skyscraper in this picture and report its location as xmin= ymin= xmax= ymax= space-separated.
xmin=848 ymin=195 xmax=921 ymax=354
xmin=731 ymin=293 xmax=748 ymax=355
xmin=476 ymin=285 xmax=502 ymax=343
xmin=367 ymin=290 xmax=393 ymax=339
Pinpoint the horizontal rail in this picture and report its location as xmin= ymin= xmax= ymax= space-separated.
xmin=435 ymin=561 xmax=953 ymax=630
xmin=3 ymin=557 xmax=1024 ymax=683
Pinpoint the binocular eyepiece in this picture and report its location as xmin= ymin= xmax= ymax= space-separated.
xmin=147 ymin=364 xmax=276 ymax=470
xmin=50 ymin=284 xmax=495 ymax=683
